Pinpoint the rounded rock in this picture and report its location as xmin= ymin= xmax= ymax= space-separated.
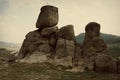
xmin=36 ymin=5 xmax=59 ymax=29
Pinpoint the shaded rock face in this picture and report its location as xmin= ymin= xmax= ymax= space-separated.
xmin=94 ymin=54 xmax=117 ymax=73
xmin=17 ymin=5 xmax=80 ymax=70
xmin=17 ymin=5 xmax=117 ymax=73
xmin=58 ymin=25 xmax=75 ymax=40
xmin=82 ymin=22 xmax=109 ymax=71
xmin=36 ymin=5 xmax=59 ymax=30
xmin=83 ymin=22 xmax=100 ymax=45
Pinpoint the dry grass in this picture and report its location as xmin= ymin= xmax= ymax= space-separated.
xmin=0 ymin=62 xmax=120 ymax=80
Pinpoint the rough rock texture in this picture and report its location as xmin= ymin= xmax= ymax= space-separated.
xmin=55 ymin=37 xmax=75 ymax=67
xmin=58 ymin=25 xmax=75 ymax=40
xmin=83 ymin=22 xmax=100 ymax=45
xmin=0 ymin=48 xmax=15 ymax=63
xmin=41 ymin=26 xmax=58 ymax=36
xmin=16 ymin=5 xmax=117 ymax=73
xmin=82 ymin=22 xmax=109 ymax=71
xmin=16 ymin=29 xmax=52 ymax=60
xmin=94 ymin=54 xmax=117 ymax=73
xmin=36 ymin=5 xmax=59 ymax=29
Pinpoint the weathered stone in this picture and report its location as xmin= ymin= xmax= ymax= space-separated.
xmin=17 ymin=30 xmax=50 ymax=59
xmin=36 ymin=5 xmax=59 ymax=29
xmin=92 ymin=38 xmax=107 ymax=53
xmin=82 ymin=41 xmax=96 ymax=57
xmin=58 ymin=25 xmax=75 ymax=40
xmin=55 ymin=38 xmax=66 ymax=58
xmin=94 ymin=54 xmax=117 ymax=73
xmin=83 ymin=22 xmax=100 ymax=45
xmin=37 ymin=43 xmax=51 ymax=53
xmin=55 ymin=38 xmax=75 ymax=58
xmin=41 ymin=26 xmax=58 ymax=36
xmin=73 ymin=42 xmax=82 ymax=66
xmin=54 ymin=38 xmax=75 ymax=67
xmin=83 ymin=56 xmax=97 ymax=71
xmin=0 ymin=48 xmax=15 ymax=63
xmin=82 ymin=37 xmax=108 ymax=57
xmin=25 ymin=30 xmax=41 ymax=41
xmin=19 ymin=51 xmax=48 ymax=63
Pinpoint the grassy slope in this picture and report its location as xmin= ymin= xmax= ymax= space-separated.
xmin=0 ymin=63 xmax=120 ymax=80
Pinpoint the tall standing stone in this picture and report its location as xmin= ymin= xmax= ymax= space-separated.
xmin=82 ymin=22 xmax=108 ymax=71
xmin=83 ymin=22 xmax=100 ymax=45
xmin=36 ymin=5 xmax=59 ymax=30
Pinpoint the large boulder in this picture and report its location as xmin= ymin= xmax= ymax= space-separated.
xmin=36 ymin=5 xmax=59 ymax=29
xmin=58 ymin=25 xmax=75 ymax=40
xmin=94 ymin=54 xmax=117 ymax=73
xmin=83 ymin=22 xmax=100 ymax=45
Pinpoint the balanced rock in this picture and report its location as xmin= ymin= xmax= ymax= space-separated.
xmin=94 ymin=54 xmax=117 ymax=73
xmin=36 ymin=5 xmax=59 ymax=29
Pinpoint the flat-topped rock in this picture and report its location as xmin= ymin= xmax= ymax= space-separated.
xmin=36 ymin=5 xmax=59 ymax=30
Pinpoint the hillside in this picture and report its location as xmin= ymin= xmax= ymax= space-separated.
xmin=76 ymin=33 xmax=120 ymax=58
xmin=0 ymin=41 xmax=21 ymax=51
xmin=76 ymin=33 xmax=120 ymax=44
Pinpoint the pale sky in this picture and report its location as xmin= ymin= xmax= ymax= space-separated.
xmin=0 ymin=0 xmax=120 ymax=43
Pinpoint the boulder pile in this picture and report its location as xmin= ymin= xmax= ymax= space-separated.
xmin=16 ymin=5 xmax=80 ymax=69
xmin=16 ymin=5 xmax=120 ymax=73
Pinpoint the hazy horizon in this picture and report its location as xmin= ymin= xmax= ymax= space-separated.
xmin=0 ymin=0 xmax=120 ymax=43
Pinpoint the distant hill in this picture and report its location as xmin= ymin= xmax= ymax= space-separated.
xmin=75 ymin=33 xmax=120 ymax=44
xmin=0 ymin=41 xmax=21 ymax=50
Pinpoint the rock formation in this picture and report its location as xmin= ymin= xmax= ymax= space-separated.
xmin=82 ymin=22 xmax=109 ymax=71
xmin=17 ymin=5 xmax=80 ymax=70
xmin=36 ymin=5 xmax=58 ymax=30
xmin=16 ymin=5 xmax=119 ymax=73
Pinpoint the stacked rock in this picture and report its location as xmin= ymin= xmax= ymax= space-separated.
xmin=17 ymin=5 xmax=80 ymax=70
xmin=17 ymin=5 xmax=117 ymax=73
xmin=82 ymin=22 xmax=117 ymax=72
xmin=82 ymin=22 xmax=107 ymax=70
xmin=17 ymin=5 xmax=59 ymax=62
